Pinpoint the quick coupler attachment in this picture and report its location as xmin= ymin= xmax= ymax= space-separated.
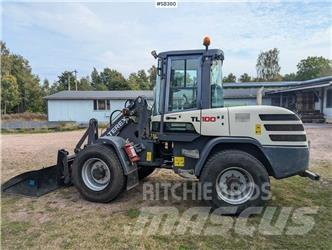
xmin=1 ymin=149 xmax=74 ymax=197
xmin=299 ymin=170 xmax=320 ymax=181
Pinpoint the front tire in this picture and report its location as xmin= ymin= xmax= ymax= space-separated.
xmin=200 ymin=150 xmax=270 ymax=214
xmin=72 ymin=144 xmax=126 ymax=203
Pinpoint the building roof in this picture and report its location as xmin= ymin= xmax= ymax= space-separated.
xmin=223 ymin=81 xmax=302 ymax=88
xmin=44 ymin=90 xmax=154 ymax=100
xmin=266 ymin=76 xmax=332 ymax=95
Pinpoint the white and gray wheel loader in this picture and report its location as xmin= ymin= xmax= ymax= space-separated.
xmin=2 ymin=37 xmax=320 ymax=214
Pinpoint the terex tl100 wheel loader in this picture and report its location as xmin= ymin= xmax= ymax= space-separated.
xmin=2 ymin=37 xmax=320 ymax=213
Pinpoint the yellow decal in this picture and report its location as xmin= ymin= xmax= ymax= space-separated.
xmin=151 ymin=133 xmax=158 ymax=140
xmin=146 ymin=152 xmax=152 ymax=161
xmin=255 ymin=124 xmax=262 ymax=135
xmin=174 ymin=156 xmax=185 ymax=167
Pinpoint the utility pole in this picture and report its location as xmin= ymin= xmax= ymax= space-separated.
xmin=67 ymin=70 xmax=78 ymax=91
xmin=73 ymin=70 xmax=78 ymax=91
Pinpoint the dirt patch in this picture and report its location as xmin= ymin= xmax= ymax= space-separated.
xmin=305 ymin=126 xmax=332 ymax=161
xmin=1 ymin=126 xmax=331 ymax=249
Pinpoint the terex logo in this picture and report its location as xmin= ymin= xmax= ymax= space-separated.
xmin=191 ymin=116 xmax=217 ymax=122
xmin=107 ymin=118 xmax=127 ymax=136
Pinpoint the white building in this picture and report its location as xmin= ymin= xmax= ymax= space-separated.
xmin=267 ymin=76 xmax=332 ymax=123
xmin=45 ymin=76 xmax=332 ymax=123
xmin=45 ymin=91 xmax=153 ymax=123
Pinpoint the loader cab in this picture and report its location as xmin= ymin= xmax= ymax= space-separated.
xmin=152 ymin=48 xmax=225 ymax=135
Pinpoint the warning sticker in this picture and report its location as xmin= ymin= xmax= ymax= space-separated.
xmin=146 ymin=152 xmax=152 ymax=161
xmin=255 ymin=124 xmax=262 ymax=135
xmin=174 ymin=156 xmax=185 ymax=167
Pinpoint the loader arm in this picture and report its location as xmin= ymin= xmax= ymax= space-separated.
xmin=1 ymin=96 xmax=151 ymax=197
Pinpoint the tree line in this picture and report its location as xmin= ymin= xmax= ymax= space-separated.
xmin=223 ymin=48 xmax=332 ymax=83
xmin=1 ymin=41 xmax=156 ymax=114
xmin=1 ymin=41 xmax=331 ymax=114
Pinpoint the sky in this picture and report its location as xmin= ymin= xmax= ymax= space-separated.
xmin=1 ymin=0 xmax=332 ymax=82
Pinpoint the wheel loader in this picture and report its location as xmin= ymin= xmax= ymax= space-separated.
xmin=2 ymin=37 xmax=320 ymax=214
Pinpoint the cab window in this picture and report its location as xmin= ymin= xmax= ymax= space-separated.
xmin=211 ymin=59 xmax=224 ymax=108
xmin=168 ymin=58 xmax=199 ymax=112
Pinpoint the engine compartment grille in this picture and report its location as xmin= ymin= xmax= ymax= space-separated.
xmin=269 ymin=134 xmax=307 ymax=142
xmin=264 ymin=124 xmax=304 ymax=131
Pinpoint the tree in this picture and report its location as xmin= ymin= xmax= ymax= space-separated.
xmin=239 ymin=73 xmax=252 ymax=82
xmin=128 ymin=69 xmax=151 ymax=90
xmin=128 ymin=74 xmax=139 ymax=90
xmin=223 ymin=73 xmax=236 ymax=83
xmin=1 ymin=41 xmax=11 ymax=76
xmin=283 ymin=73 xmax=297 ymax=81
xmin=100 ymin=68 xmax=129 ymax=90
xmin=54 ymin=71 xmax=77 ymax=91
xmin=148 ymin=65 xmax=157 ymax=90
xmin=137 ymin=70 xmax=150 ymax=90
xmin=39 ymin=79 xmax=50 ymax=113
xmin=1 ymin=75 xmax=20 ymax=114
xmin=79 ymin=76 xmax=93 ymax=90
xmin=41 ymin=79 xmax=50 ymax=96
xmin=256 ymin=48 xmax=281 ymax=81
xmin=25 ymin=75 xmax=44 ymax=113
xmin=1 ymin=42 xmax=43 ymax=113
xmin=296 ymin=56 xmax=332 ymax=81
xmin=91 ymin=68 xmax=106 ymax=90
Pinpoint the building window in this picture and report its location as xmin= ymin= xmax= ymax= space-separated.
xmin=326 ymin=89 xmax=332 ymax=108
xmin=93 ymin=99 xmax=110 ymax=111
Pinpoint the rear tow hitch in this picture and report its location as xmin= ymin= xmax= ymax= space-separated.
xmin=299 ymin=170 xmax=320 ymax=181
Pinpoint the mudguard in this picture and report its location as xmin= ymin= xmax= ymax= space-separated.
xmin=96 ymin=135 xmax=139 ymax=190
xmin=194 ymin=136 xmax=310 ymax=179
xmin=194 ymin=137 xmax=265 ymax=176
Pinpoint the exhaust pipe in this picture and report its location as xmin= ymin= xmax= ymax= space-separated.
xmin=299 ymin=170 xmax=320 ymax=181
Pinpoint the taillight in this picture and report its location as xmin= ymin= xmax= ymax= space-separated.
xmin=124 ymin=143 xmax=140 ymax=162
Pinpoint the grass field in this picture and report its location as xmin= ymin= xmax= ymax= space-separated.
xmin=1 ymin=127 xmax=332 ymax=249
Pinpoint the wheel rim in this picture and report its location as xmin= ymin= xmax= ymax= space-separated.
xmin=82 ymin=158 xmax=111 ymax=191
xmin=216 ymin=167 xmax=255 ymax=205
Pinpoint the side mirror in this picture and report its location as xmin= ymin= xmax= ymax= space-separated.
xmin=151 ymin=50 xmax=158 ymax=59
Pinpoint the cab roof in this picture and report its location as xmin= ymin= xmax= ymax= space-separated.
xmin=158 ymin=49 xmax=224 ymax=60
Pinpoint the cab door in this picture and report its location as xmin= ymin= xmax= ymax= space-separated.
xmin=200 ymin=58 xmax=229 ymax=136
xmin=164 ymin=55 xmax=202 ymax=134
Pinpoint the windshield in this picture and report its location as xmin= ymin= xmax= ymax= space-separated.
xmin=211 ymin=59 xmax=224 ymax=108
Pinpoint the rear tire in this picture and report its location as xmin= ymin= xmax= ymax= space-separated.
xmin=72 ymin=144 xmax=126 ymax=203
xmin=200 ymin=150 xmax=270 ymax=214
